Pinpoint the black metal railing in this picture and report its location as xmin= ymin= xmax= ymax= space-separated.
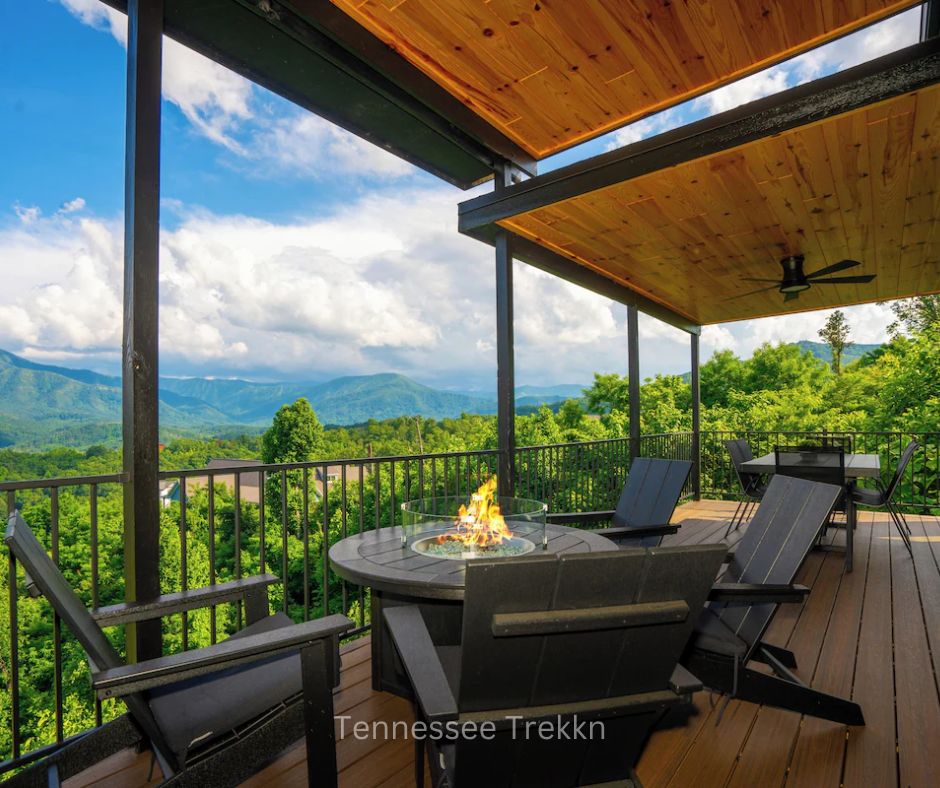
xmin=3 ymin=428 xmax=937 ymax=772
xmin=0 ymin=438 xmax=634 ymax=771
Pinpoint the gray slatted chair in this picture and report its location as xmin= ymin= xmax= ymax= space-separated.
xmin=851 ymin=438 xmax=917 ymax=555
xmin=548 ymin=457 xmax=692 ymax=546
xmin=5 ymin=512 xmax=351 ymax=787
xmin=723 ymin=439 xmax=767 ymax=538
xmin=683 ymin=475 xmax=865 ymax=725
xmin=385 ymin=543 xmax=727 ymax=788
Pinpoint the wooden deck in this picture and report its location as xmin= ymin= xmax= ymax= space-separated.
xmin=65 ymin=501 xmax=940 ymax=787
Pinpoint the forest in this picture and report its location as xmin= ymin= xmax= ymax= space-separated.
xmin=1 ymin=300 xmax=939 ymax=763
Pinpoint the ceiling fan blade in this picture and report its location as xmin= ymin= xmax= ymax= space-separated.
xmin=739 ymin=277 xmax=780 ymax=283
xmin=723 ymin=284 xmax=780 ymax=301
xmin=811 ymin=275 xmax=877 ymax=284
xmin=783 ymin=291 xmax=800 ymax=302
xmin=805 ymin=259 xmax=861 ymax=279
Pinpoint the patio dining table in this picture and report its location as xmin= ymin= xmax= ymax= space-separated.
xmin=740 ymin=452 xmax=881 ymax=572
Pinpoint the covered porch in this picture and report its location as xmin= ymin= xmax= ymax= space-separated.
xmin=3 ymin=0 xmax=940 ymax=785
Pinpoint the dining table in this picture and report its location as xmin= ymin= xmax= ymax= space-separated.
xmin=740 ymin=452 xmax=881 ymax=572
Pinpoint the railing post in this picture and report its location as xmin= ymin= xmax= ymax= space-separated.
xmin=122 ymin=0 xmax=164 ymax=663
xmin=627 ymin=304 xmax=641 ymax=461
xmin=923 ymin=0 xmax=939 ymax=40
xmin=494 ymin=165 xmax=516 ymax=497
xmin=691 ymin=331 xmax=702 ymax=500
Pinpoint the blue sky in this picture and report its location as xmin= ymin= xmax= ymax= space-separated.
xmin=0 ymin=1 xmax=925 ymax=391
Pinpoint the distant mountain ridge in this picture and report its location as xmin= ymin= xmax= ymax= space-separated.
xmin=793 ymin=340 xmax=882 ymax=365
xmin=0 ymin=349 xmax=582 ymax=448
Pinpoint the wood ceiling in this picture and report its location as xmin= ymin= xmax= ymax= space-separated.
xmin=328 ymin=0 xmax=918 ymax=158
xmin=494 ymin=82 xmax=940 ymax=325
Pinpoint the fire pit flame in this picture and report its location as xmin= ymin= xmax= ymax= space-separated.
xmin=435 ymin=477 xmax=512 ymax=549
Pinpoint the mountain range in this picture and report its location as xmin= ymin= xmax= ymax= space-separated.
xmin=0 ymin=340 xmax=883 ymax=449
xmin=0 ymin=349 xmax=586 ymax=448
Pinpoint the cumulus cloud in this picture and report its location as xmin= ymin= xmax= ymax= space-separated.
xmin=58 ymin=0 xmax=414 ymax=176
xmin=0 ymin=192 xmax=903 ymax=386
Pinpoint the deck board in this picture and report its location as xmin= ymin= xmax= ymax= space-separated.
xmin=62 ymin=502 xmax=940 ymax=788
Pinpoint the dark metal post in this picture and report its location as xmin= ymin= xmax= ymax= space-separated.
xmin=924 ymin=0 xmax=939 ymax=40
xmin=495 ymin=226 xmax=516 ymax=497
xmin=627 ymin=304 xmax=641 ymax=461
xmin=122 ymin=0 xmax=164 ymax=662
xmin=690 ymin=332 xmax=702 ymax=500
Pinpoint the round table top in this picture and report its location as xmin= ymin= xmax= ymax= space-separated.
xmin=329 ymin=523 xmax=617 ymax=600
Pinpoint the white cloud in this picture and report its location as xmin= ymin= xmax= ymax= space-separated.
xmin=59 ymin=197 xmax=86 ymax=214
xmin=58 ymin=0 xmax=413 ymax=177
xmin=256 ymin=113 xmax=413 ymax=179
xmin=604 ymin=109 xmax=684 ymax=151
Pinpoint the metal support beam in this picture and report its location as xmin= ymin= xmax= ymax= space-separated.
xmin=627 ymin=305 xmax=641 ymax=461
xmin=495 ymin=226 xmax=515 ymax=497
xmin=690 ymin=333 xmax=702 ymax=501
xmin=459 ymin=37 xmax=940 ymax=227
xmin=925 ymin=0 xmax=940 ymax=41
xmin=122 ymin=0 xmax=163 ymax=663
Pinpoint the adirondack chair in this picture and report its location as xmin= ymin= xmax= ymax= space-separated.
xmin=683 ymin=475 xmax=865 ymax=725
xmin=385 ymin=543 xmax=727 ymax=787
xmin=548 ymin=457 xmax=692 ymax=546
xmin=5 ymin=512 xmax=352 ymax=787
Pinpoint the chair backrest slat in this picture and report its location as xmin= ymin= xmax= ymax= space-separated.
xmin=5 ymin=513 xmax=168 ymax=760
xmin=884 ymin=439 xmax=918 ymax=502
xmin=725 ymin=439 xmax=760 ymax=494
xmin=612 ymin=457 xmax=692 ymax=529
xmin=457 ymin=544 xmax=726 ymax=712
xmin=714 ymin=476 xmax=841 ymax=653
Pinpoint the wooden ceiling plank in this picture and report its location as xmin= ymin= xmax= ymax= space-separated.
xmin=867 ymin=100 xmax=916 ymax=301
xmin=335 ymin=0 xmax=918 ymax=156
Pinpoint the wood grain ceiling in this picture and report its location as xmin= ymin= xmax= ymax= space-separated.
xmin=494 ymin=83 xmax=940 ymax=325
xmin=328 ymin=0 xmax=918 ymax=158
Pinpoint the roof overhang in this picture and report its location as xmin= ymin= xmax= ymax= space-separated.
xmin=101 ymin=0 xmax=537 ymax=188
xmin=460 ymin=38 xmax=940 ymax=327
xmin=330 ymin=0 xmax=921 ymax=158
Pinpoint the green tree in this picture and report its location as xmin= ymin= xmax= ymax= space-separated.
xmin=700 ymin=350 xmax=746 ymax=407
xmin=886 ymin=295 xmax=940 ymax=336
xmin=818 ymin=310 xmax=852 ymax=374
xmin=261 ymin=398 xmax=324 ymax=463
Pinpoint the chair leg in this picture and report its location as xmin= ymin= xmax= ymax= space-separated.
xmin=886 ymin=502 xmax=913 ymax=556
xmin=741 ymin=498 xmax=758 ymax=528
xmin=724 ymin=497 xmax=746 ymax=539
xmin=415 ymin=735 xmax=426 ymax=788
xmin=300 ymin=640 xmax=339 ymax=788
xmin=685 ymin=651 xmax=864 ymax=726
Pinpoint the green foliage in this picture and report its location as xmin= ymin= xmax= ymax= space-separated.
xmin=262 ymin=399 xmax=325 ymax=464
xmin=886 ymin=295 xmax=940 ymax=337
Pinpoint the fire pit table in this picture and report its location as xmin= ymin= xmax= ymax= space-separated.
xmin=329 ymin=483 xmax=617 ymax=697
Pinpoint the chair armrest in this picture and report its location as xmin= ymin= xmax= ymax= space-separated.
xmin=383 ymin=606 xmax=458 ymax=723
xmin=92 ymin=574 xmax=280 ymax=626
xmin=546 ymin=510 xmax=615 ymax=525
xmin=708 ymin=583 xmax=809 ymax=603
xmin=669 ymin=663 xmax=702 ymax=696
xmin=92 ymin=614 xmax=352 ymax=698
xmin=593 ymin=523 xmax=680 ymax=541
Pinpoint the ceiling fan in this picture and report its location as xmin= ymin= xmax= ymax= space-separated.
xmin=733 ymin=255 xmax=876 ymax=302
